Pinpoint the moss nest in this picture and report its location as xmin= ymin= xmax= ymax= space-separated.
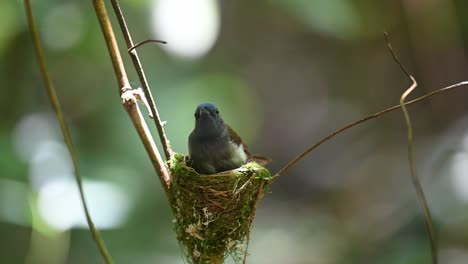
xmin=168 ymin=153 xmax=273 ymax=264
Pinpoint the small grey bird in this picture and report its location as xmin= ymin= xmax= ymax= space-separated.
xmin=188 ymin=103 xmax=271 ymax=174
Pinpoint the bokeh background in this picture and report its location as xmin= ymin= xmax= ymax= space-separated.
xmin=2 ymin=0 xmax=468 ymax=263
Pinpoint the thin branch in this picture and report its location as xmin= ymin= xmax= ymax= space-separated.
xmin=91 ymin=0 xmax=172 ymax=196
xmin=386 ymin=33 xmax=438 ymax=264
xmin=24 ymin=0 xmax=113 ymax=263
xmin=122 ymin=89 xmax=173 ymax=202
xmin=109 ymin=0 xmax=173 ymax=160
xmin=128 ymin=39 xmax=167 ymax=53
xmin=274 ymin=80 xmax=468 ymax=177
xmin=384 ymin=32 xmax=412 ymax=78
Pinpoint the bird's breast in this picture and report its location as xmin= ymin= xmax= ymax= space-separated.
xmin=188 ymin=134 xmax=247 ymax=174
xmin=227 ymin=141 xmax=247 ymax=165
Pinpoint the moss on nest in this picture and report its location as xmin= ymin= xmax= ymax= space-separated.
xmin=168 ymin=153 xmax=272 ymax=264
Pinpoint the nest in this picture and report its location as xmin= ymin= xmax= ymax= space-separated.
xmin=168 ymin=153 xmax=273 ymax=264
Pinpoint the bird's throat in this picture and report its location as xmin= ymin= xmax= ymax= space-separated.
xmin=195 ymin=119 xmax=226 ymax=139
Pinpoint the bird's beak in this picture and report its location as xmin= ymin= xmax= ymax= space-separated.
xmin=199 ymin=107 xmax=209 ymax=116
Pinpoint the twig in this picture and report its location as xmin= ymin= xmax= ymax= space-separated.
xmin=128 ymin=39 xmax=167 ymax=53
xmin=24 ymin=1 xmax=113 ymax=263
xmin=384 ymin=32 xmax=412 ymax=78
xmin=91 ymin=0 xmax=172 ymax=196
xmin=122 ymin=89 xmax=173 ymax=201
xmin=109 ymin=0 xmax=173 ymax=160
xmin=233 ymin=177 xmax=253 ymax=195
xmin=274 ymin=80 xmax=468 ymax=178
xmin=385 ymin=32 xmax=437 ymax=264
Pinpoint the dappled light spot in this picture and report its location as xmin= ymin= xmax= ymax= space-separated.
xmin=37 ymin=179 xmax=131 ymax=231
xmin=13 ymin=113 xmax=60 ymax=162
xmin=151 ymin=0 xmax=220 ymax=59
xmin=30 ymin=140 xmax=73 ymax=189
xmin=450 ymin=132 xmax=468 ymax=203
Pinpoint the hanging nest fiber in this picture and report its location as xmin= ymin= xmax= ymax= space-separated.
xmin=168 ymin=153 xmax=273 ymax=264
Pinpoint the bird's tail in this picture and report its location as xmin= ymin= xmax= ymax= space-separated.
xmin=251 ymin=155 xmax=272 ymax=165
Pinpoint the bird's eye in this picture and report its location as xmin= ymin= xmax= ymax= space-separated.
xmin=215 ymin=110 xmax=219 ymax=114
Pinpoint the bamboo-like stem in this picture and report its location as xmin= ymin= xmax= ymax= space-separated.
xmin=91 ymin=0 xmax=130 ymax=94
xmin=91 ymin=0 xmax=171 ymax=194
xmin=109 ymin=0 xmax=172 ymax=160
xmin=24 ymin=1 xmax=113 ymax=263
xmin=274 ymin=80 xmax=468 ymax=178
xmin=122 ymin=89 xmax=172 ymax=199
xmin=386 ymin=33 xmax=437 ymax=264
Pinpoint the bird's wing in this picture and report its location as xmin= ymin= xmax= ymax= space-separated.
xmin=226 ymin=125 xmax=272 ymax=165
xmin=226 ymin=125 xmax=244 ymax=147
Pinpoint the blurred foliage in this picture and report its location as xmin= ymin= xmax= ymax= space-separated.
xmin=2 ymin=0 xmax=468 ymax=263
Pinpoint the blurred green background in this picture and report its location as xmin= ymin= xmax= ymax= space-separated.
xmin=2 ymin=0 xmax=468 ymax=263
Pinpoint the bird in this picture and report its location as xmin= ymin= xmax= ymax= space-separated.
xmin=188 ymin=102 xmax=271 ymax=174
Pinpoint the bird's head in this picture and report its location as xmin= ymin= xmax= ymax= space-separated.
xmin=193 ymin=103 xmax=225 ymax=137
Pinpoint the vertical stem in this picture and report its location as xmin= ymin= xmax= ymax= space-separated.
xmin=386 ymin=33 xmax=438 ymax=264
xmin=122 ymin=90 xmax=173 ymax=202
xmin=400 ymin=81 xmax=438 ymax=264
xmin=110 ymin=0 xmax=172 ymax=159
xmin=92 ymin=0 xmax=131 ymax=94
xmin=91 ymin=0 xmax=172 ymax=199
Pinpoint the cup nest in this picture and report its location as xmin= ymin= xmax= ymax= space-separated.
xmin=168 ymin=153 xmax=273 ymax=264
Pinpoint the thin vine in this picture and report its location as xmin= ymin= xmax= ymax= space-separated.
xmin=24 ymin=0 xmax=113 ymax=263
xmin=385 ymin=32 xmax=438 ymax=264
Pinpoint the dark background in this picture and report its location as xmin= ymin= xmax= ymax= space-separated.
xmin=1 ymin=0 xmax=468 ymax=263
